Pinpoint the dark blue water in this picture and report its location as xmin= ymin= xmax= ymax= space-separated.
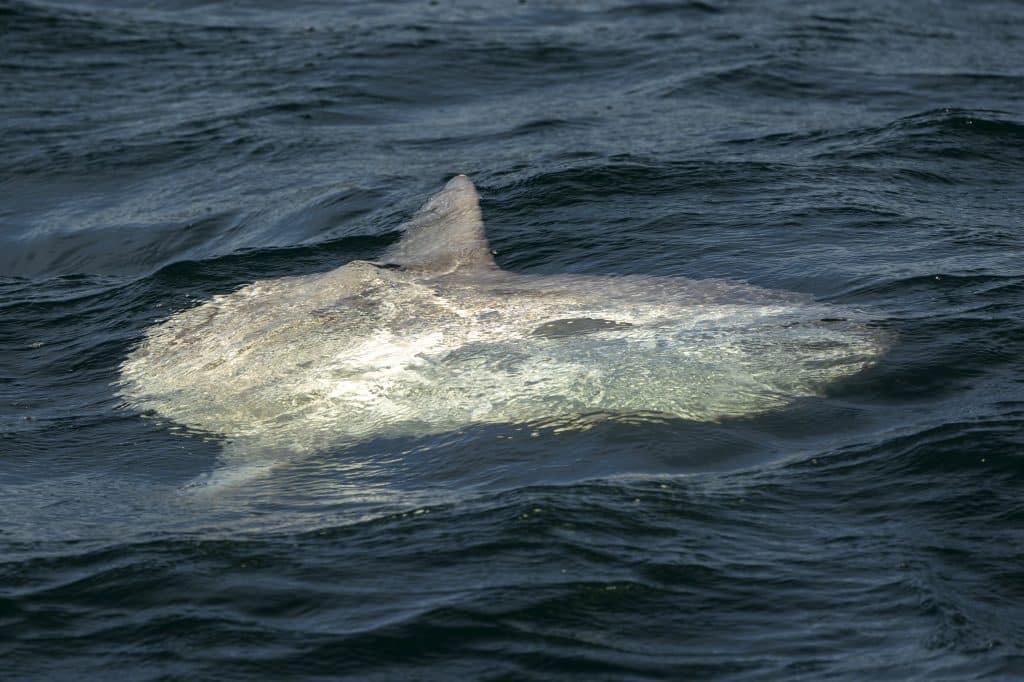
xmin=3 ymin=0 xmax=1024 ymax=678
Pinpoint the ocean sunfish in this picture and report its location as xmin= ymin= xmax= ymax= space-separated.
xmin=120 ymin=175 xmax=883 ymax=472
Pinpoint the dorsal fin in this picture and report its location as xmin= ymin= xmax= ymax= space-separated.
xmin=382 ymin=175 xmax=496 ymax=273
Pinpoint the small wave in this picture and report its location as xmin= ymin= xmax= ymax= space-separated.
xmin=813 ymin=109 xmax=1024 ymax=163
xmin=603 ymin=1 xmax=721 ymax=18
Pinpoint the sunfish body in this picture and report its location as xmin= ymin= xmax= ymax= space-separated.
xmin=120 ymin=175 xmax=883 ymax=463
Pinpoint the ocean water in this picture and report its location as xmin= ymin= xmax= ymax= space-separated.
xmin=2 ymin=0 xmax=1024 ymax=678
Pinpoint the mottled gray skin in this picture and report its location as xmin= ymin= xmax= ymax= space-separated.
xmin=120 ymin=175 xmax=884 ymax=474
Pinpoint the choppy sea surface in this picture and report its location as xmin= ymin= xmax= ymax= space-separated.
xmin=3 ymin=0 xmax=1024 ymax=678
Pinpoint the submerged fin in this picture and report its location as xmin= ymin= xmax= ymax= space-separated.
xmin=382 ymin=175 xmax=496 ymax=273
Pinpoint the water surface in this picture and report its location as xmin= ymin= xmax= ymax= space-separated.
xmin=2 ymin=0 xmax=1024 ymax=678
